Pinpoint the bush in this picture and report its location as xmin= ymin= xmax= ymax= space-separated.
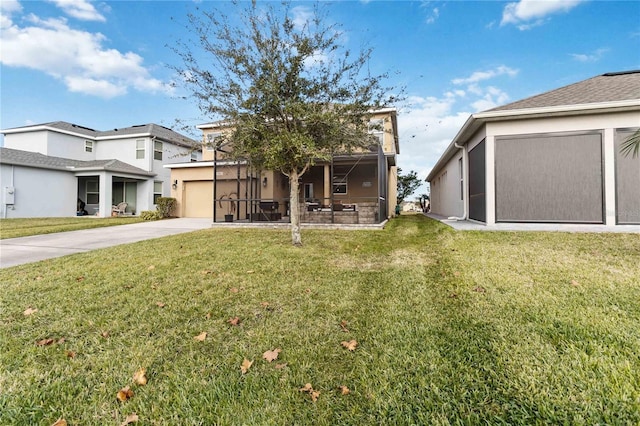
xmin=156 ymin=197 xmax=176 ymax=219
xmin=140 ymin=210 xmax=160 ymax=221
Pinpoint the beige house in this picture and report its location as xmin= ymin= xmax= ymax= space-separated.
xmin=165 ymin=108 xmax=399 ymax=224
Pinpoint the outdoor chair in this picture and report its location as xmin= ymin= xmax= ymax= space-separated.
xmin=112 ymin=202 xmax=127 ymax=216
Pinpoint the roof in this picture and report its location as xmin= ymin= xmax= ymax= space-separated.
xmin=1 ymin=121 xmax=198 ymax=148
xmin=489 ymin=70 xmax=640 ymax=112
xmin=426 ymin=71 xmax=640 ymax=182
xmin=0 ymin=147 xmax=156 ymax=177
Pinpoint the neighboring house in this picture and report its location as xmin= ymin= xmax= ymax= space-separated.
xmin=1 ymin=122 xmax=199 ymax=218
xmin=427 ymin=70 xmax=640 ymax=227
xmin=165 ymin=108 xmax=400 ymax=224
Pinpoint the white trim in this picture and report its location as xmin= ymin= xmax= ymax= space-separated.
xmin=163 ymin=160 xmax=247 ymax=169
xmin=603 ymin=128 xmax=616 ymax=225
xmin=474 ymin=100 xmax=640 ymax=120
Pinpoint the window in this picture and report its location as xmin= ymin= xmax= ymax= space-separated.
xmin=333 ymin=174 xmax=347 ymax=194
xmin=206 ymin=133 xmax=221 ymax=151
xmin=86 ymin=179 xmax=99 ymax=204
xmin=368 ymin=119 xmax=384 ymax=145
xmin=154 ymin=141 xmax=163 ymax=161
xmin=84 ymin=140 xmax=93 ymax=153
xmin=304 ymin=183 xmax=314 ymax=201
xmin=191 ymin=151 xmax=198 ymax=162
xmin=153 ymin=181 xmax=163 ymax=204
xmin=136 ymin=139 xmax=145 ymax=159
xmin=459 ymin=157 xmax=463 ymax=200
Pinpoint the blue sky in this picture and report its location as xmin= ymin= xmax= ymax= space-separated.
xmin=1 ymin=0 xmax=639 ymax=195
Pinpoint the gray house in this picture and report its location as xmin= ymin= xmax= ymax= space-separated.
xmin=427 ymin=70 xmax=640 ymax=227
xmin=1 ymin=122 xmax=199 ymax=218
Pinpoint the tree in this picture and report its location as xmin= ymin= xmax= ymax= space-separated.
xmin=171 ymin=2 xmax=398 ymax=245
xmin=620 ymin=129 xmax=640 ymax=158
xmin=396 ymin=168 xmax=421 ymax=205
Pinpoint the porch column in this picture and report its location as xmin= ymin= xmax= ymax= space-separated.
xmin=98 ymin=172 xmax=112 ymax=217
xmin=323 ymin=164 xmax=330 ymax=206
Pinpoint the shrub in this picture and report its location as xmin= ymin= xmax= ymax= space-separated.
xmin=156 ymin=197 xmax=176 ymax=219
xmin=140 ymin=210 xmax=160 ymax=221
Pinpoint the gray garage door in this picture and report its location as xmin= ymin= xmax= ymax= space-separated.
xmin=615 ymin=129 xmax=640 ymax=224
xmin=495 ymin=132 xmax=603 ymax=223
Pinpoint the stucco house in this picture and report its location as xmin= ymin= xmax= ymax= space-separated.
xmin=426 ymin=70 xmax=640 ymax=227
xmin=165 ymin=108 xmax=399 ymax=224
xmin=1 ymin=122 xmax=199 ymax=218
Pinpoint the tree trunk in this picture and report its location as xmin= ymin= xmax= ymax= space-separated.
xmin=289 ymin=170 xmax=302 ymax=246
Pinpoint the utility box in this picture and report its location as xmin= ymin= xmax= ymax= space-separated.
xmin=4 ymin=186 xmax=15 ymax=205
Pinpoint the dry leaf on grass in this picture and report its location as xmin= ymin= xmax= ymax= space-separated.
xmin=156 ymin=302 xmax=165 ymax=308
xmin=260 ymin=301 xmax=270 ymax=308
xmin=339 ymin=320 xmax=349 ymax=333
xmin=36 ymin=338 xmax=55 ymax=346
xmin=23 ymin=307 xmax=38 ymax=316
xmin=299 ymin=383 xmax=320 ymax=402
xmin=338 ymin=385 xmax=350 ymax=395
xmin=227 ymin=317 xmax=241 ymax=326
xmin=101 ymin=331 xmax=110 ymax=338
xmin=133 ymin=368 xmax=147 ymax=386
xmin=473 ymin=286 xmax=486 ymax=293
xmin=116 ymin=386 xmax=134 ymax=402
xmin=51 ymin=418 xmax=67 ymax=426
xmin=147 ymin=265 xmax=155 ymax=271
xmin=246 ymin=270 xmax=255 ymax=274
xmin=76 ymin=276 xmax=85 ymax=282
xmin=230 ymin=287 xmax=239 ymax=293
xmin=571 ymin=280 xmax=580 ymax=287
xmin=194 ymin=332 xmax=207 ymax=342
xmin=341 ymin=339 xmax=358 ymax=351
xmin=120 ymin=413 xmax=139 ymax=426
xmin=201 ymin=269 xmax=214 ymax=275
xmin=205 ymin=312 xmax=212 ymax=319
xmin=240 ymin=358 xmax=253 ymax=374
xmin=275 ymin=363 xmax=287 ymax=369
xmin=262 ymin=348 xmax=281 ymax=362
xmin=65 ymin=351 xmax=76 ymax=359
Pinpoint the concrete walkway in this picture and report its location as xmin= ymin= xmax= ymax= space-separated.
xmin=0 ymin=218 xmax=213 ymax=268
xmin=426 ymin=213 xmax=640 ymax=233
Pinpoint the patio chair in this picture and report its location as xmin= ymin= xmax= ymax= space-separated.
xmin=112 ymin=202 xmax=127 ymax=216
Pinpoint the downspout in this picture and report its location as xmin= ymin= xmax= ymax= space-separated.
xmin=447 ymin=141 xmax=467 ymax=221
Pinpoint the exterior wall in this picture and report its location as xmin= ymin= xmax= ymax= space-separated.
xmin=96 ymin=137 xmax=151 ymax=171
xmin=3 ymin=132 xmax=48 ymax=155
xmin=429 ymin=153 xmax=464 ymax=218
xmin=0 ymin=164 xmax=76 ymax=218
xmin=388 ymin=165 xmax=397 ymax=218
xmin=46 ymin=131 xmax=95 ymax=160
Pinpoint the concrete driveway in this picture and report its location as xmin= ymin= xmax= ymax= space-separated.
xmin=0 ymin=218 xmax=213 ymax=268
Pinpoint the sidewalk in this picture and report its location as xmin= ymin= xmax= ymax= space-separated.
xmin=0 ymin=218 xmax=213 ymax=268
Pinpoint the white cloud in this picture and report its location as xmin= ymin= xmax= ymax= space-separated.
xmin=426 ymin=7 xmax=439 ymax=24
xmin=570 ymin=48 xmax=609 ymax=63
xmin=290 ymin=5 xmax=313 ymax=31
xmin=470 ymin=86 xmax=510 ymax=111
xmin=0 ymin=0 xmax=22 ymax=29
xmin=47 ymin=0 xmax=106 ymax=22
xmin=501 ymin=0 xmax=586 ymax=30
xmin=0 ymin=9 xmax=168 ymax=98
xmin=452 ymin=65 xmax=518 ymax=85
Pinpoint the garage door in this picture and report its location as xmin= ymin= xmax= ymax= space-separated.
xmin=184 ymin=181 xmax=213 ymax=218
xmin=495 ymin=132 xmax=603 ymax=223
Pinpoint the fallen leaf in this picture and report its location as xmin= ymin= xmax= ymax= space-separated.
xmin=101 ymin=331 xmax=110 ymax=338
xmin=240 ymin=358 xmax=253 ymax=374
xmin=339 ymin=320 xmax=349 ymax=333
xmin=339 ymin=385 xmax=350 ymax=395
xmin=51 ymin=418 xmax=67 ymax=426
xmin=275 ymin=363 xmax=287 ymax=369
xmin=263 ymin=348 xmax=281 ymax=362
xmin=147 ymin=265 xmax=155 ymax=271
xmin=571 ymin=280 xmax=580 ymax=287
xmin=473 ymin=286 xmax=486 ymax=293
xmin=246 ymin=270 xmax=255 ymax=274
xmin=341 ymin=339 xmax=358 ymax=351
xmin=150 ymin=284 xmax=158 ymax=290
xmin=116 ymin=386 xmax=134 ymax=402
xmin=305 ymin=288 xmax=311 ymax=294
xmin=299 ymin=383 xmax=320 ymax=402
xmin=76 ymin=276 xmax=84 ymax=282
xmin=65 ymin=351 xmax=76 ymax=358
xmin=23 ymin=307 xmax=38 ymax=316
xmin=299 ymin=383 xmax=313 ymax=392
xmin=205 ymin=312 xmax=212 ymax=320
xmin=133 ymin=368 xmax=147 ymax=386
xmin=454 ymin=271 xmax=461 ymax=277
xmin=57 ymin=337 xmax=66 ymax=344
xmin=201 ymin=269 xmax=213 ymax=275
xmin=227 ymin=317 xmax=241 ymax=326
xmin=310 ymin=390 xmax=320 ymax=402
xmin=194 ymin=332 xmax=207 ymax=342
xmin=260 ymin=302 xmax=270 ymax=308
xmin=35 ymin=276 xmax=44 ymax=281
xmin=449 ymin=293 xmax=458 ymax=298
xmin=156 ymin=302 xmax=165 ymax=308
xmin=36 ymin=338 xmax=55 ymax=346
xmin=230 ymin=287 xmax=239 ymax=293
xmin=120 ymin=413 xmax=139 ymax=426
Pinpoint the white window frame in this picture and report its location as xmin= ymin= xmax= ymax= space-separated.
xmin=154 ymin=141 xmax=163 ymax=161
xmin=368 ymin=119 xmax=384 ymax=145
xmin=153 ymin=181 xmax=163 ymax=204
xmin=136 ymin=139 xmax=145 ymax=159
xmin=191 ymin=151 xmax=198 ymax=162
xmin=206 ymin=133 xmax=222 ymax=151
xmin=84 ymin=140 xmax=93 ymax=153
xmin=333 ymin=174 xmax=347 ymax=194
xmin=86 ymin=179 xmax=99 ymax=204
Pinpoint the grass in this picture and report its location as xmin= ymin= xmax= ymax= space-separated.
xmin=0 ymin=217 xmax=145 ymax=239
xmin=0 ymin=215 xmax=639 ymax=425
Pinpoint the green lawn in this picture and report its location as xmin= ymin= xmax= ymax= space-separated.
xmin=0 ymin=217 xmax=145 ymax=239
xmin=1 ymin=216 xmax=639 ymax=425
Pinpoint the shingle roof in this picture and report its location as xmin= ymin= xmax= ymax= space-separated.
xmin=0 ymin=147 xmax=155 ymax=176
xmin=488 ymin=70 xmax=640 ymax=112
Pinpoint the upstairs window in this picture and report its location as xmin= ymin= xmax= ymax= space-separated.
xmin=191 ymin=151 xmax=198 ymax=162
xmin=84 ymin=140 xmax=93 ymax=153
xmin=136 ymin=139 xmax=145 ymax=159
xmin=154 ymin=141 xmax=163 ymax=161
xmin=368 ymin=119 xmax=384 ymax=145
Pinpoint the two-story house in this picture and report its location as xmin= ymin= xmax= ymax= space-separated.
xmin=1 ymin=122 xmax=199 ymax=218
xmin=165 ymin=108 xmax=399 ymax=224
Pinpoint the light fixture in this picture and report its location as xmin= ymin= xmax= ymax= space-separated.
xmin=172 ymin=179 xmax=178 ymax=190
xmin=262 ymin=176 xmax=268 ymax=187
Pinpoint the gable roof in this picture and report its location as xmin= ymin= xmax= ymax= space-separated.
xmin=1 ymin=122 xmax=198 ymax=148
xmin=488 ymin=70 xmax=640 ymax=112
xmin=0 ymin=147 xmax=155 ymax=177
xmin=427 ymin=70 xmax=640 ymax=182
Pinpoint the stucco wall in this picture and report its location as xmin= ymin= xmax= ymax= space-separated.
xmin=3 ymin=132 xmax=48 ymax=155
